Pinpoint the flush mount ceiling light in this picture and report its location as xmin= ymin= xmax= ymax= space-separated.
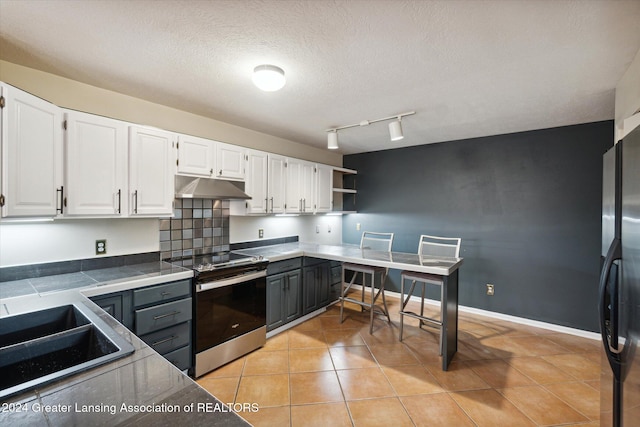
xmin=326 ymin=111 xmax=415 ymax=150
xmin=252 ymin=64 xmax=286 ymax=92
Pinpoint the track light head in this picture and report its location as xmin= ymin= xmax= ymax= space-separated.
xmin=389 ymin=119 xmax=403 ymax=141
xmin=327 ymin=130 xmax=339 ymax=149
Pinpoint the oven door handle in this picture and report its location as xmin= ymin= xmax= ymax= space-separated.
xmin=196 ymin=270 xmax=267 ymax=292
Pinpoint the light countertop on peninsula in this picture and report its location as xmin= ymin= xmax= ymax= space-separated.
xmin=234 ymin=241 xmax=463 ymax=276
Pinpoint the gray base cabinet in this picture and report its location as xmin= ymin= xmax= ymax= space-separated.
xmin=266 ymin=258 xmax=302 ymax=332
xmin=133 ymin=279 xmax=193 ymax=372
xmin=302 ymin=258 xmax=331 ymax=315
xmin=90 ymin=290 xmax=133 ymax=330
xmin=92 ymin=279 xmax=193 ymax=373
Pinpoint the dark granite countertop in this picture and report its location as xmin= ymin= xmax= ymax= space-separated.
xmin=0 ymin=262 xmax=249 ymax=426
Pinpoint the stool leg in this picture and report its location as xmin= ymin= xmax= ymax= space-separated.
xmin=380 ymin=271 xmax=391 ymax=323
xmin=439 ymin=282 xmax=445 ymax=356
xmin=369 ymin=271 xmax=375 ymax=334
xmin=399 ymin=276 xmax=405 ymax=342
xmin=419 ymin=282 xmax=425 ymax=330
xmin=339 ymin=266 xmax=346 ymax=324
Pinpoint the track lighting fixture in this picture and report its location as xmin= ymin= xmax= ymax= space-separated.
xmin=326 ymin=111 xmax=415 ymax=149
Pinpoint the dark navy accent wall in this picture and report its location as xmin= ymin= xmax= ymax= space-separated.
xmin=343 ymin=121 xmax=613 ymax=332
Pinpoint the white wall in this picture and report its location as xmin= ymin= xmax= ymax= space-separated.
xmin=0 ymin=219 xmax=158 ymax=267
xmin=230 ymin=215 xmax=342 ymax=246
xmin=615 ymin=47 xmax=640 ymax=140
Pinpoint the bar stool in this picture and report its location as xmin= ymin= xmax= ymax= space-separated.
xmin=399 ymin=235 xmax=461 ymax=352
xmin=339 ymin=231 xmax=394 ymax=334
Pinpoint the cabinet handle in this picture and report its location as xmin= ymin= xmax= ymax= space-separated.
xmin=153 ymin=310 xmax=180 ymax=320
xmin=270 ymin=197 xmax=274 ymax=213
xmin=299 ymin=199 xmax=302 ymax=211
xmin=160 ymin=291 xmax=171 ymax=297
xmin=56 ymin=186 xmax=64 ymax=214
xmin=117 ymin=189 xmax=122 ymax=214
xmin=151 ymin=335 xmax=177 ymax=347
xmin=133 ymin=190 xmax=138 ymax=214
xmin=265 ymin=198 xmax=268 ymax=213
xmin=303 ymin=198 xmax=306 ymax=212
xmin=210 ymin=168 xmax=213 ymax=175
xmin=219 ymin=169 xmax=222 ymax=176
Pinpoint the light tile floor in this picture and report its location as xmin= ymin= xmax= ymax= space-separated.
xmin=197 ymin=294 xmax=601 ymax=427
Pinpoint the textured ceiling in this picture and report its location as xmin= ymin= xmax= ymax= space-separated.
xmin=1 ymin=0 xmax=639 ymax=155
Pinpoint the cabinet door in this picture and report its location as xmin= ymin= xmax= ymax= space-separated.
xmin=1 ymin=84 xmax=63 ymax=217
xmin=315 ymin=164 xmax=333 ymax=213
xmin=302 ymin=266 xmax=319 ymax=315
xmin=301 ymin=162 xmax=315 ymax=213
xmin=129 ymin=126 xmax=175 ymax=216
xmin=177 ymin=134 xmax=214 ymax=177
xmin=65 ymin=111 xmax=128 ymax=215
xmin=284 ymin=269 xmax=302 ymax=322
xmin=268 ymin=154 xmax=286 ymax=214
xmin=90 ymin=291 xmax=133 ymax=330
xmin=284 ymin=159 xmax=302 ymax=213
xmin=245 ymin=149 xmax=268 ymax=214
xmin=216 ymin=142 xmax=245 ymax=181
xmin=266 ymin=274 xmax=285 ymax=331
xmin=317 ymin=263 xmax=331 ymax=307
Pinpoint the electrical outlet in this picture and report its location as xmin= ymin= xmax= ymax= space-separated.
xmin=96 ymin=239 xmax=107 ymax=255
xmin=486 ymin=284 xmax=494 ymax=296
xmin=258 ymin=229 xmax=264 ymax=238
xmin=356 ymin=223 xmax=361 ymax=231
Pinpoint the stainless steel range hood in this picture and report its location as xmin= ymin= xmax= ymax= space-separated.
xmin=175 ymin=175 xmax=251 ymax=200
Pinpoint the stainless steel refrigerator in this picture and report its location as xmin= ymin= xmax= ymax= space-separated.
xmin=600 ymin=124 xmax=640 ymax=427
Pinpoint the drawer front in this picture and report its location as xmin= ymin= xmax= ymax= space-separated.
xmin=267 ymin=257 xmax=302 ymax=275
xmin=139 ymin=321 xmax=191 ymax=355
xmin=134 ymin=280 xmax=191 ymax=308
xmin=135 ymin=298 xmax=192 ymax=335
xmin=163 ymin=345 xmax=191 ymax=371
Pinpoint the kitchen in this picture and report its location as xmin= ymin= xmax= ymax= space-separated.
xmin=1 ymin=1 xmax=640 ymax=426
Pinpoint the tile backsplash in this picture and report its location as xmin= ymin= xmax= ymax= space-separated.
xmin=160 ymin=199 xmax=230 ymax=261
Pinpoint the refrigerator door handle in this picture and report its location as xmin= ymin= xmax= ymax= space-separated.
xmin=599 ymin=237 xmax=623 ymax=378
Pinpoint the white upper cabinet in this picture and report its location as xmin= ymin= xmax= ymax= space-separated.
xmin=285 ymin=158 xmax=315 ymax=214
xmin=129 ymin=126 xmax=175 ymax=216
xmin=216 ymin=142 xmax=245 ymax=181
xmin=315 ymin=164 xmax=333 ymax=213
xmin=301 ymin=161 xmax=315 ymax=213
xmin=1 ymin=84 xmax=63 ymax=217
xmin=244 ymin=149 xmax=269 ymax=214
xmin=64 ymin=110 xmax=128 ymax=216
xmin=177 ymin=134 xmax=215 ymax=177
xmin=268 ymin=154 xmax=286 ymax=214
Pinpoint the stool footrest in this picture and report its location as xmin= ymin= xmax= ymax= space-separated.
xmin=400 ymin=310 xmax=442 ymax=327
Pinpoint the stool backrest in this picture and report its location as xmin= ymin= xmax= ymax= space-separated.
xmin=418 ymin=235 xmax=461 ymax=258
xmin=360 ymin=231 xmax=394 ymax=252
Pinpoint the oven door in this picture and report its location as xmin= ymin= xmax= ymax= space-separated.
xmin=195 ymin=270 xmax=267 ymax=354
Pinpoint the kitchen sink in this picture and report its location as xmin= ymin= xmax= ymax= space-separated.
xmin=0 ymin=303 xmax=135 ymax=399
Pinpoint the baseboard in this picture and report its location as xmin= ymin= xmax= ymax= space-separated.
xmin=266 ymin=307 xmax=327 ymax=339
xmin=349 ymin=284 xmax=601 ymax=341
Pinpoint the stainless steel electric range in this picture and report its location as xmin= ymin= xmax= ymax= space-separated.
xmin=173 ymin=252 xmax=268 ymax=378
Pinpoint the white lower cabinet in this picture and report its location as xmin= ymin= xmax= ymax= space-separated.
xmin=129 ymin=126 xmax=175 ymax=216
xmin=64 ymin=110 xmax=128 ymax=216
xmin=1 ymin=83 xmax=63 ymax=217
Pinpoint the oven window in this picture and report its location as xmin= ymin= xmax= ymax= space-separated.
xmin=196 ymin=279 xmax=266 ymax=353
